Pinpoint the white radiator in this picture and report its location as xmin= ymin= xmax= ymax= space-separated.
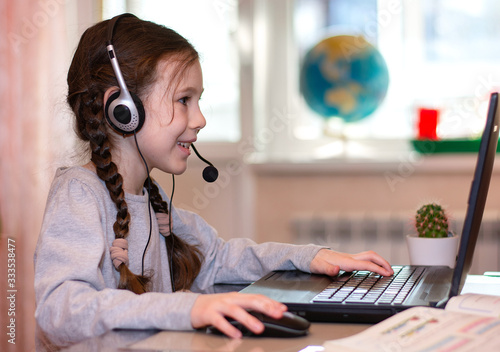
xmin=291 ymin=213 xmax=500 ymax=275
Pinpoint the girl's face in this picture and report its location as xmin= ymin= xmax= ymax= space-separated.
xmin=139 ymin=59 xmax=206 ymax=175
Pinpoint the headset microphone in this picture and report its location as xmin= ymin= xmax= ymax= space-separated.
xmin=191 ymin=144 xmax=218 ymax=182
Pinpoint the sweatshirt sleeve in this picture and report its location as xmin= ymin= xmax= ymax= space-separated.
xmin=168 ymin=203 xmax=325 ymax=292
xmin=34 ymin=175 xmax=199 ymax=346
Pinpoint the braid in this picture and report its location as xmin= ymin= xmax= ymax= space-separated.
xmin=146 ymin=179 xmax=203 ymax=290
xmin=82 ymin=90 xmax=150 ymax=294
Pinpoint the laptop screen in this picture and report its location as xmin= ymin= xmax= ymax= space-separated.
xmin=450 ymin=92 xmax=499 ymax=298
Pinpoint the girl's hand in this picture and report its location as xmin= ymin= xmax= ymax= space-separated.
xmin=190 ymin=292 xmax=287 ymax=339
xmin=310 ymin=249 xmax=394 ymax=277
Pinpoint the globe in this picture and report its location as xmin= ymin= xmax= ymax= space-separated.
xmin=300 ymin=35 xmax=389 ymax=123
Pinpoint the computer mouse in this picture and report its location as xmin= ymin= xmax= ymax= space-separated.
xmin=206 ymin=310 xmax=310 ymax=338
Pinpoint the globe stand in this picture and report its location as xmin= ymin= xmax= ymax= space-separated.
xmin=320 ymin=117 xmax=349 ymax=157
xmin=323 ymin=117 xmax=346 ymax=138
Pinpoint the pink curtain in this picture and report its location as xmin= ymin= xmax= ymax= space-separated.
xmin=0 ymin=1 xmax=71 ymax=351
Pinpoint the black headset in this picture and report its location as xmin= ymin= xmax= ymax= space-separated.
xmin=104 ymin=13 xmax=146 ymax=135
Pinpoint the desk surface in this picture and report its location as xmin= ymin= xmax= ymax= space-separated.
xmin=131 ymin=322 xmax=368 ymax=352
xmin=60 ymin=274 xmax=500 ymax=352
xmin=59 ymin=322 xmax=369 ymax=352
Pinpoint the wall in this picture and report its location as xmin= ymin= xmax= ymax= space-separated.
xmin=155 ymin=154 xmax=500 ymax=275
xmin=152 ymin=156 xmax=256 ymax=241
xmin=254 ymin=169 xmax=500 ymax=244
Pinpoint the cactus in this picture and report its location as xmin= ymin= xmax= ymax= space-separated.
xmin=415 ymin=203 xmax=451 ymax=238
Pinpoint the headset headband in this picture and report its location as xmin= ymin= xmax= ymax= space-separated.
xmin=107 ymin=13 xmax=137 ymax=45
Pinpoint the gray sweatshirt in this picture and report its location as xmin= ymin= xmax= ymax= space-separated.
xmin=34 ymin=166 xmax=323 ymax=346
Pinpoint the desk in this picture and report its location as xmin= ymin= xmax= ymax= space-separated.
xmin=59 ymin=323 xmax=369 ymax=352
xmin=128 ymin=323 xmax=368 ymax=352
xmin=60 ymin=275 xmax=500 ymax=352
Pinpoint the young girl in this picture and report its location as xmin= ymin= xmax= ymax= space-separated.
xmin=34 ymin=14 xmax=393 ymax=346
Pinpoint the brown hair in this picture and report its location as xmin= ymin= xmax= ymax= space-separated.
xmin=67 ymin=15 xmax=203 ymax=294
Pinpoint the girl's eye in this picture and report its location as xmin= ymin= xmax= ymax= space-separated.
xmin=178 ymin=96 xmax=189 ymax=105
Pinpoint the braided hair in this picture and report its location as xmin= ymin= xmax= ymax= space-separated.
xmin=67 ymin=15 xmax=203 ymax=294
xmin=147 ymin=180 xmax=203 ymax=290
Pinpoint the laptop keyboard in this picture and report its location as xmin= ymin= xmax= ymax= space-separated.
xmin=312 ymin=265 xmax=426 ymax=305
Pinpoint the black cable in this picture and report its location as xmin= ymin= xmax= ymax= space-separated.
xmin=133 ymin=131 xmax=175 ymax=291
xmin=134 ymin=131 xmax=152 ymax=277
xmin=168 ymin=174 xmax=176 ymax=292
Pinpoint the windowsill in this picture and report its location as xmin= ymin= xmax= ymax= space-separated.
xmin=249 ymin=154 xmax=492 ymax=175
xmin=195 ymin=139 xmax=500 ymax=175
xmin=247 ymin=138 xmax=500 ymax=175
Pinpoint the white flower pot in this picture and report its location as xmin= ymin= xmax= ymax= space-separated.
xmin=406 ymin=234 xmax=460 ymax=268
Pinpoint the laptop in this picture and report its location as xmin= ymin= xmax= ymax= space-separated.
xmin=240 ymin=92 xmax=500 ymax=323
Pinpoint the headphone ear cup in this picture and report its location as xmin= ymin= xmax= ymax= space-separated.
xmin=104 ymin=90 xmax=122 ymax=126
xmin=130 ymin=91 xmax=146 ymax=132
xmin=104 ymin=90 xmax=146 ymax=134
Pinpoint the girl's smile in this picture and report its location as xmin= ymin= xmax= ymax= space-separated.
xmin=177 ymin=141 xmax=194 ymax=155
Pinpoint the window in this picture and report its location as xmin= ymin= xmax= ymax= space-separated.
xmin=102 ymin=0 xmax=240 ymax=143
xmin=102 ymin=0 xmax=500 ymax=162
xmin=251 ymin=0 xmax=500 ymax=162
